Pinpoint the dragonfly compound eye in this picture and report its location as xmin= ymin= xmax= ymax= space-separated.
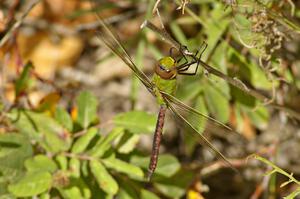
xmin=155 ymin=56 xmax=177 ymax=80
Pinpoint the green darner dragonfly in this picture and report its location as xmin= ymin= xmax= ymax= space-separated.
xmin=92 ymin=9 xmax=235 ymax=180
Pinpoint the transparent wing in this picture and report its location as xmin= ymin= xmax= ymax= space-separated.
xmin=91 ymin=1 xmax=153 ymax=90
xmin=161 ymin=91 xmax=231 ymax=130
xmin=162 ymin=92 xmax=237 ymax=171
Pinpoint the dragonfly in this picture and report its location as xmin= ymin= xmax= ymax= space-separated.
xmin=91 ymin=5 xmax=235 ymax=180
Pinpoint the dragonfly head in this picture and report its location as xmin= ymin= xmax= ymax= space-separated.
xmin=155 ymin=56 xmax=177 ymax=80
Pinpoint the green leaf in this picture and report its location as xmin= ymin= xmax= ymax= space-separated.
xmin=58 ymin=177 xmax=91 ymax=199
xmin=0 ymin=133 xmax=33 ymax=196
xmin=140 ymin=189 xmax=160 ymax=199
xmin=153 ymin=168 xmax=195 ymax=198
xmin=184 ymin=95 xmax=208 ymax=155
xmin=72 ymin=127 xmax=98 ymax=154
xmin=56 ymin=155 xmax=68 ymax=171
xmin=203 ymin=3 xmax=230 ymax=59
xmin=204 ymin=84 xmax=230 ymax=123
xmin=0 ymin=133 xmax=32 ymax=164
xmin=154 ymin=182 xmax=185 ymax=198
xmin=15 ymin=61 xmax=33 ymax=96
xmin=130 ymin=155 xmax=148 ymax=170
xmin=246 ymin=105 xmax=269 ymax=130
xmin=231 ymin=85 xmax=256 ymax=108
xmin=113 ymin=111 xmax=156 ymax=134
xmin=247 ymin=61 xmax=274 ymax=89
xmin=116 ymin=179 xmax=139 ymax=199
xmin=69 ymin=158 xmax=80 ymax=177
xmin=116 ymin=133 xmax=140 ymax=154
xmin=228 ymin=47 xmax=273 ymax=90
xmin=40 ymin=193 xmax=50 ymax=199
xmin=102 ymin=157 xmax=144 ymax=178
xmin=176 ymin=78 xmax=203 ymax=101
xmin=0 ymin=133 xmax=32 ymax=173
xmin=76 ymin=91 xmax=99 ymax=129
xmin=155 ymin=154 xmax=180 ymax=177
xmin=170 ymin=21 xmax=188 ymax=45
xmin=8 ymin=110 xmax=71 ymax=153
xmin=193 ymin=95 xmax=208 ymax=132
xmin=89 ymin=160 xmax=118 ymax=195
xmin=55 ymin=107 xmax=73 ymax=132
xmin=131 ymin=154 xmax=180 ymax=178
xmin=117 ymin=188 xmax=135 ymax=199
xmin=233 ymin=105 xmax=244 ymax=132
xmin=25 ymin=155 xmax=57 ymax=173
xmin=8 ymin=171 xmax=52 ymax=197
xmin=88 ymin=127 xmax=124 ymax=158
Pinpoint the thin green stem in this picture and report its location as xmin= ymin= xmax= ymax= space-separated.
xmin=254 ymin=155 xmax=300 ymax=186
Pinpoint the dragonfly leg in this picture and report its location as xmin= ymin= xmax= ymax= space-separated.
xmin=177 ymin=61 xmax=199 ymax=75
xmin=176 ymin=42 xmax=206 ymax=75
xmin=176 ymin=45 xmax=191 ymax=71
xmin=177 ymin=41 xmax=208 ymax=76
xmin=178 ymin=45 xmax=189 ymax=64
xmin=197 ymin=41 xmax=208 ymax=60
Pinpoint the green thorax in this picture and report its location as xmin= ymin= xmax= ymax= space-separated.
xmin=152 ymin=56 xmax=177 ymax=105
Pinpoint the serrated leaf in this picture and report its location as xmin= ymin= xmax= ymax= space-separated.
xmin=246 ymin=105 xmax=269 ymax=130
xmin=184 ymin=95 xmax=208 ymax=155
xmin=0 ymin=133 xmax=32 ymax=163
xmin=102 ymin=157 xmax=144 ymax=178
xmin=25 ymin=155 xmax=57 ymax=173
xmin=233 ymin=104 xmax=244 ymax=132
xmin=0 ymin=133 xmax=33 ymax=194
xmin=0 ymin=134 xmax=32 ymax=171
xmin=176 ymin=78 xmax=203 ymax=101
xmin=8 ymin=110 xmax=71 ymax=153
xmin=88 ymin=127 xmax=124 ymax=158
xmin=203 ymin=3 xmax=230 ymax=58
xmin=76 ymin=91 xmax=99 ymax=129
xmin=193 ymin=95 xmax=208 ymax=132
xmin=204 ymin=84 xmax=230 ymax=123
xmin=90 ymin=160 xmax=118 ymax=195
xmin=8 ymin=171 xmax=52 ymax=197
xmin=231 ymin=85 xmax=256 ymax=108
xmin=55 ymin=107 xmax=73 ymax=132
xmin=72 ymin=127 xmax=98 ymax=154
xmin=113 ymin=111 xmax=156 ymax=134
xmin=247 ymin=61 xmax=274 ymax=89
